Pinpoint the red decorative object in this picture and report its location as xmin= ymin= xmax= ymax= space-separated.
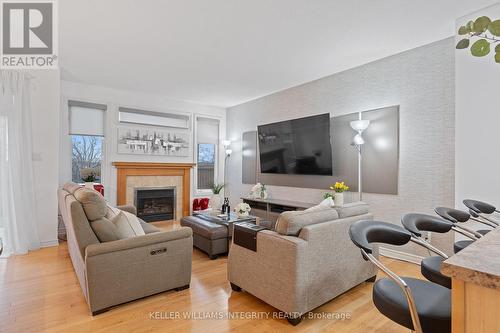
xmin=192 ymin=198 xmax=210 ymax=211
xmin=199 ymin=198 xmax=209 ymax=210
xmin=192 ymin=199 xmax=201 ymax=211
xmin=93 ymin=184 xmax=104 ymax=196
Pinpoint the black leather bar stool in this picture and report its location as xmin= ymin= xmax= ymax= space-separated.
xmin=349 ymin=220 xmax=451 ymax=333
xmin=463 ymin=199 xmax=499 ymax=231
xmin=401 ymin=214 xmax=452 ymax=289
xmin=434 ymin=207 xmax=481 ymax=253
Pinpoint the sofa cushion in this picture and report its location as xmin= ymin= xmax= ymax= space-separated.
xmin=63 ymin=182 xmax=83 ymax=194
xmin=105 ymin=205 xmax=121 ymax=219
xmin=90 ymin=217 xmax=120 ymax=242
xmin=74 ymin=187 xmax=107 ymax=221
xmin=334 ymin=202 xmax=369 ymax=219
xmin=110 ymin=211 xmax=146 ymax=239
xmin=275 ymin=206 xmax=339 ymax=236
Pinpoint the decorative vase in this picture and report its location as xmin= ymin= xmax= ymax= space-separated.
xmin=260 ymin=190 xmax=268 ymax=200
xmin=335 ymin=192 xmax=344 ymax=207
xmin=210 ymin=194 xmax=222 ymax=210
xmin=237 ymin=211 xmax=249 ymax=218
xmin=84 ymin=182 xmax=94 ymax=189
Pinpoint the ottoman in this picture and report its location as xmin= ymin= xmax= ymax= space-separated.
xmin=180 ymin=216 xmax=228 ymax=259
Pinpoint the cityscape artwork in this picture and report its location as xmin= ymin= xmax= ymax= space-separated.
xmin=117 ymin=127 xmax=189 ymax=156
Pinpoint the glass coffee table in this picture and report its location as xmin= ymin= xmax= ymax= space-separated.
xmin=192 ymin=210 xmax=257 ymax=244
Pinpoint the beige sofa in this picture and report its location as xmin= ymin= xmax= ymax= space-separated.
xmin=58 ymin=183 xmax=193 ymax=315
xmin=228 ymin=202 xmax=378 ymax=325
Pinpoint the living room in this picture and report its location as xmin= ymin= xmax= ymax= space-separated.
xmin=1 ymin=1 xmax=500 ymax=332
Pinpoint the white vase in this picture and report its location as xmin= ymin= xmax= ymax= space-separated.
xmin=84 ymin=182 xmax=94 ymax=189
xmin=335 ymin=192 xmax=344 ymax=207
xmin=210 ymin=194 xmax=222 ymax=210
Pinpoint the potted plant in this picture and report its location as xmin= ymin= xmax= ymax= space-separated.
xmin=210 ymin=183 xmax=224 ymax=210
xmin=323 ymin=192 xmax=334 ymax=200
xmin=81 ymin=169 xmax=97 ymax=189
xmin=330 ymin=181 xmax=349 ymax=207
xmin=235 ymin=202 xmax=251 ymax=218
xmin=259 ymin=183 xmax=268 ymax=199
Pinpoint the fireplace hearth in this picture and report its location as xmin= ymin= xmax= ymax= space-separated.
xmin=134 ymin=187 xmax=175 ymax=222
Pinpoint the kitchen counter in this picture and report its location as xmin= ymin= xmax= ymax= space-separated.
xmin=442 ymin=226 xmax=500 ymax=289
xmin=441 ymin=225 xmax=500 ymax=332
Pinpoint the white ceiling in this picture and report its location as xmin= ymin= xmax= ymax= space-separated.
xmin=60 ymin=0 xmax=498 ymax=107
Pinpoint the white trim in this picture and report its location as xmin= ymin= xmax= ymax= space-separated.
xmin=379 ymin=246 xmax=423 ymax=265
xmin=193 ymin=114 xmax=223 ymax=196
xmin=61 ymin=95 xmax=110 ymax=192
xmin=40 ymin=239 xmax=59 ymax=248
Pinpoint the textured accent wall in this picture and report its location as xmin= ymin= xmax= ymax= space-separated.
xmin=226 ymin=38 xmax=455 ymax=256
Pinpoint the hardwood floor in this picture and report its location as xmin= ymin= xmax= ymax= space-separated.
xmin=0 ymin=221 xmax=423 ymax=333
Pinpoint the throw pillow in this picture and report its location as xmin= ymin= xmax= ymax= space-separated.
xmin=90 ymin=217 xmax=120 ymax=242
xmin=110 ymin=211 xmax=146 ymax=239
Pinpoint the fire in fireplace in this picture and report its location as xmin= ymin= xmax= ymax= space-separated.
xmin=134 ymin=187 xmax=175 ymax=222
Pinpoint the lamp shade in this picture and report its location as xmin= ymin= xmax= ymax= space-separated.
xmin=350 ymin=119 xmax=370 ymax=132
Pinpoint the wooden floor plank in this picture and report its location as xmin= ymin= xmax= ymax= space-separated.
xmin=0 ymin=221 xmax=422 ymax=333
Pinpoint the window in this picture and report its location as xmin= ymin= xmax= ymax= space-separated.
xmin=68 ymin=101 xmax=106 ymax=184
xmin=196 ymin=117 xmax=220 ymax=191
xmin=197 ymin=143 xmax=216 ymax=189
xmin=71 ymin=135 xmax=103 ymax=183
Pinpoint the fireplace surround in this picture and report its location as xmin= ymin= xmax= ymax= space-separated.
xmin=113 ymin=162 xmax=195 ymax=219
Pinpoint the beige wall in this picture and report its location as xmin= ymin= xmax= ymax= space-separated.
xmin=227 ymin=38 xmax=455 ymax=257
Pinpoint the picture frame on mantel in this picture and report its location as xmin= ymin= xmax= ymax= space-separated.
xmin=117 ymin=127 xmax=190 ymax=157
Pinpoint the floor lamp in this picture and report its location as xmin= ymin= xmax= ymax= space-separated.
xmin=350 ymin=118 xmax=370 ymax=201
xmin=222 ymin=140 xmax=232 ymax=197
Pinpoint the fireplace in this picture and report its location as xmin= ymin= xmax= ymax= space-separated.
xmin=134 ymin=187 xmax=176 ymax=222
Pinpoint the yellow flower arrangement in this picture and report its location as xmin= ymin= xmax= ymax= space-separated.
xmin=330 ymin=181 xmax=349 ymax=193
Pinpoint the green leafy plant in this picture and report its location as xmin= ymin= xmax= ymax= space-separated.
xmin=456 ymin=16 xmax=500 ymax=63
xmin=323 ymin=192 xmax=334 ymax=199
xmin=212 ymin=183 xmax=224 ymax=194
xmin=81 ymin=172 xmax=96 ymax=183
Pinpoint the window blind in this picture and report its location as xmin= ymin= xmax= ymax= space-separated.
xmin=197 ymin=117 xmax=219 ymax=144
xmin=68 ymin=101 xmax=106 ymax=136
xmin=118 ymin=107 xmax=190 ymax=129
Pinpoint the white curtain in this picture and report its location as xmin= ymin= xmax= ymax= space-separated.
xmin=0 ymin=71 xmax=40 ymax=256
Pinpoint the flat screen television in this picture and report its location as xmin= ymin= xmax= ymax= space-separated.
xmin=257 ymin=113 xmax=333 ymax=175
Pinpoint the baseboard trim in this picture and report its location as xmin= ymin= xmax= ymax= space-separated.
xmin=379 ymin=247 xmax=423 ymax=265
xmin=41 ymin=239 xmax=59 ymax=248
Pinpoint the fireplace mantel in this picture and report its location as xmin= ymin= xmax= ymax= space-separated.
xmin=112 ymin=162 xmax=195 ymax=218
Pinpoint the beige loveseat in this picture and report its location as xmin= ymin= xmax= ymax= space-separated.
xmin=228 ymin=202 xmax=378 ymax=325
xmin=58 ymin=183 xmax=193 ymax=315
